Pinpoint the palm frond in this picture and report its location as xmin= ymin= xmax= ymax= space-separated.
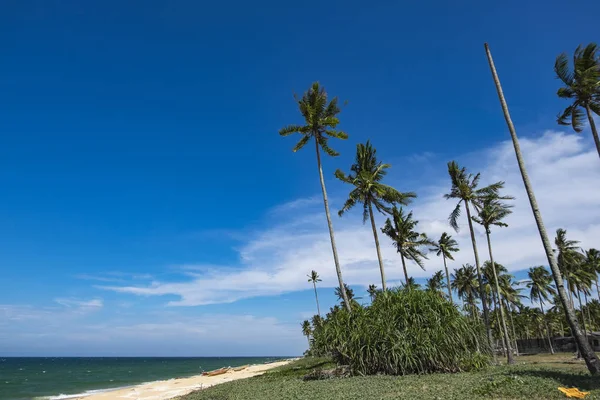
xmin=554 ymin=52 xmax=574 ymax=85
xmin=292 ymin=135 xmax=311 ymax=152
xmin=279 ymin=124 xmax=306 ymax=136
xmin=449 ymin=202 xmax=462 ymax=232
xmin=318 ymin=136 xmax=339 ymax=157
xmin=324 ymin=129 xmax=348 ymax=139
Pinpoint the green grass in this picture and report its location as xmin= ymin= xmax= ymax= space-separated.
xmin=179 ymin=354 xmax=600 ymax=400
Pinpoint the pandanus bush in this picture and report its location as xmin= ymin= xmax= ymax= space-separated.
xmin=310 ymin=288 xmax=490 ymax=375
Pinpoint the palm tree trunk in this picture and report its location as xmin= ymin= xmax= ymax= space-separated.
xmin=314 ymin=140 xmax=351 ymax=312
xmin=485 ymin=43 xmax=600 ymax=375
xmin=313 ymin=281 xmax=321 ymax=317
xmin=507 ymin=303 xmax=520 ymax=356
xmin=577 ymin=290 xmax=589 ymax=335
xmin=443 ymin=254 xmax=453 ymax=304
xmin=585 ymin=103 xmax=600 ymax=160
xmin=368 ymin=203 xmax=387 ymax=291
xmin=400 ymin=253 xmax=409 ymax=286
xmin=464 ymin=200 xmax=495 ymax=362
xmin=492 ymin=292 xmax=506 ymax=356
xmin=540 ymin=301 xmax=555 ymax=354
xmin=584 ymin=291 xmax=592 ymax=331
xmin=485 ymin=230 xmax=514 ymax=364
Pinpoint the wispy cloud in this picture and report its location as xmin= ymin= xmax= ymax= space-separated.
xmin=75 ymin=272 xmax=154 ymax=283
xmin=54 ymin=298 xmax=104 ymax=308
xmin=98 ymin=130 xmax=600 ymax=306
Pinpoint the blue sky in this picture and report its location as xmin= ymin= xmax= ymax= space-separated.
xmin=1 ymin=0 xmax=600 ymax=356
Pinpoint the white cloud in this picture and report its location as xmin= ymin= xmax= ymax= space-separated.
xmin=99 ymin=130 xmax=600 ymax=306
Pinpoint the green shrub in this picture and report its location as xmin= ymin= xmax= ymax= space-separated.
xmin=311 ymin=288 xmax=490 ymax=375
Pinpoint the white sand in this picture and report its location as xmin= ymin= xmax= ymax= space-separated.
xmin=77 ymin=359 xmax=296 ymax=400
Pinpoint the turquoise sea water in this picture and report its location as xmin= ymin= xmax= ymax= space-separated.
xmin=0 ymin=357 xmax=287 ymax=400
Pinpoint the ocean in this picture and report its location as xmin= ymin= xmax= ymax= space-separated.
xmin=0 ymin=357 xmax=287 ymax=400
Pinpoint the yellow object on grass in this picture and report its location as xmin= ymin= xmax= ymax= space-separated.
xmin=558 ymin=387 xmax=591 ymax=398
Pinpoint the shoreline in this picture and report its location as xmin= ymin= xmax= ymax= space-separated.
xmin=58 ymin=359 xmax=297 ymax=400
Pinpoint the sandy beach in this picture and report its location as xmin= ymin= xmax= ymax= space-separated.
xmin=76 ymin=359 xmax=296 ymax=400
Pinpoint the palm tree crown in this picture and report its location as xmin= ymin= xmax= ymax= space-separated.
xmin=471 ymin=196 xmax=514 ymax=234
xmin=525 ymin=266 xmax=557 ymax=307
xmin=367 ymin=284 xmax=378 ymax=301
xmin=307 ymin=270 xmax=321 ymax=284
xmin=555 ymin=228 xmax=586 ymax=279
xmin=336 ymin=141 xmax=415 ymax=219
xmin=279 ymin=82 xmax=348 ymax=154
xmin=555 ymin=43 xmax=600 ymax=159
xmin=381 ymin=206 xmax=433 ymax=284
xmin=444 ymin=161 xmax=508 ymax=232
xmin=426 ymin=271 xmax=446 ymax=293
xmin=430 ymin=232 xmax=459 ymax=260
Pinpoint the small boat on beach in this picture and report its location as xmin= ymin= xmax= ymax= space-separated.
xmin=202 ymin=367 xmax=230 ymax=377
xmin=232 ymin=365 xmax=249 ymax=372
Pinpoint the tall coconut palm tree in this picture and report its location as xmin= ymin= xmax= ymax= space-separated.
xmin=426 ymin=270 xmax=446 ymax=296
xmin=301 ymin=320 xmax=312 ymax=347
xmin=485 ymin=43 xmax=600 ymax=374
xmin=381 ymin=206 xmax=433 ymax=285
xmin=525 ymin=266 xmax=557 ymax=354
xmin=279 ymin=82 xmax=351 ymax=312
xmin=554 ymin=43 xmax=600 ymax=159
xmin=307 ymin=270 xmax=322 ymax=317
xmin=451 ymin=264 xmax=479 ymax=319
xmin=444 ymin=160 xmax=507 ymax=360
xmin=336 ymin=141 xmax=416 ymax=291
xmin=367 ymin=284 xmax=378 ymax=302
xmin=430 ymin=232 xmax=459 ymax=304
xmin=472 ymin=196 xmax=515 ymax=364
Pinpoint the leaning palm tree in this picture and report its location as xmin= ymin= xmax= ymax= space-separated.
xmin=430 ymin=232 xmax=459 ymax=304
xmin=445 ymin=160 xmax=507 ymax=360
xmin=472 ymin=196 xmax=515 ymax=364
xmin=485 ymin=42 xmax=600 ymax=374
xmin=336 ymin=141 xmax=416 ymax=291
xmin=301 ymin=320 xmax=312 ymax=347
xmin=555 ymin=43 xmax=600 ymax=159
xmin=367 ymin=284 xmax=378 ymax=302
xmin=525 ymin=266 xmax=557 ymax=354
xmin=381 ymin=206 xmax=433 ymax=285
xmin=307 ymin=270 xmax=322 ymax=317
xmin=279 ymin=82 xmax=351 ymax=311
xmin=426 ymin=270 xmax=446 ymax=296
